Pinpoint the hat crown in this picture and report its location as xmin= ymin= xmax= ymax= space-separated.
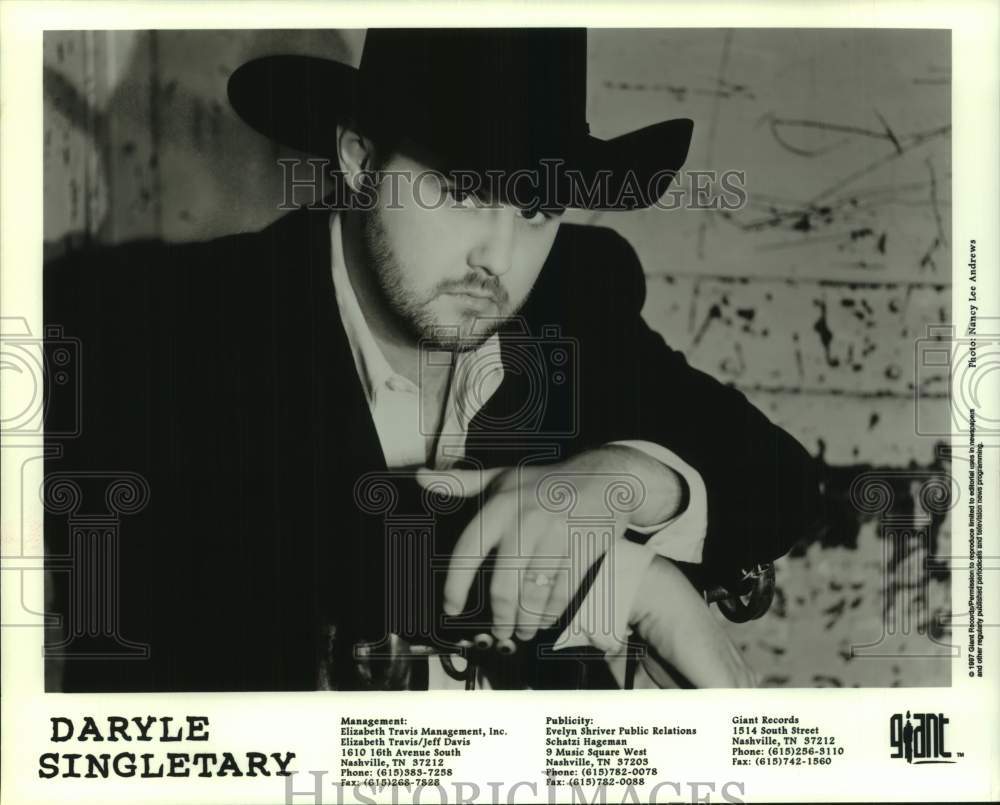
xmin=226 ymin=28 xmax=694 ymax=210
xmin=355 ymin=28 xmax=591 ymax=159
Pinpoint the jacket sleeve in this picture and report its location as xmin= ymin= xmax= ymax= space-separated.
xmin=573 ymin=228 xmax=824 ymax=590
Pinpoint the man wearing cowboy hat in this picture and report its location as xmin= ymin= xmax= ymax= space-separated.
xmin=44 ymin=29 xmax=821 ymax=691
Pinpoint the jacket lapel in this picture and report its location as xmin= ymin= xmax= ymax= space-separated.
xmin=267 ymin=207 xmax=388 ymax=474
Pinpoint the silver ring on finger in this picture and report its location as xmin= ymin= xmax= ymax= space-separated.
xmin=525 ymin=571 xmax=554 ymax=588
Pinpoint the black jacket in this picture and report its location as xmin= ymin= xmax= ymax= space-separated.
xmin=44 ymin=207 xmax=821 ymax=691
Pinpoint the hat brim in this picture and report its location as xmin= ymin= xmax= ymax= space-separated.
xmin=228 ymin=55 xmax=694 ymax=211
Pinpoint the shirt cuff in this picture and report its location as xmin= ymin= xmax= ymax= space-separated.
xmin=610 ymin=440 xmax=708 ymax=564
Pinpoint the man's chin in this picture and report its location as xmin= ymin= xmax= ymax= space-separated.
xmin=420 ymin=331 xmax=494 ymax=353
xmin=419 ymin=316 xmax=503 ymax=352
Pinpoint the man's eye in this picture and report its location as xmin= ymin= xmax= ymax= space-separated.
xmin=447 ymin=186 xmax=478 ymax=208
xmin=518 ymin=206 xmax=552 ymax=226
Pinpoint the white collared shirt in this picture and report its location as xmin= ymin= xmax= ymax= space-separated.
xmin=329 ymin=213 xmax=708 ymax=685
xmin=329 ymin=214 xmax=506 ymax=469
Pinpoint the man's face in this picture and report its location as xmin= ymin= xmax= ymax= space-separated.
xmin=359 ymin=151 xmax=562 ymax=350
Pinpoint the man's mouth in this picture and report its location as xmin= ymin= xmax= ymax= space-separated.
xmin=439 ymin=284 xmax=507 ymax=306
xmin=435 ymin=276 xmax=509 ymax=310
xmin=444 ymin=290 xmax=496 ymax=301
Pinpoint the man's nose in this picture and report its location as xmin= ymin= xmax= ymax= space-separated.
xmin=468 ymin=207 xmax=516 ymax=277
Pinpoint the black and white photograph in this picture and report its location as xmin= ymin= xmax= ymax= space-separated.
xmin=37 ymin=25 xmax=959 ymax=694
xmin=3 ymin=3 xmax=998 ymax=803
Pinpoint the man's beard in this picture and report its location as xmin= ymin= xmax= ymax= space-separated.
xmin=360 ymin=205 xmax=511 ymax=352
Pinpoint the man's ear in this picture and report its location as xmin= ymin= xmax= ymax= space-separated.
xmin=335 ymin=123 xmax=377 ymax=192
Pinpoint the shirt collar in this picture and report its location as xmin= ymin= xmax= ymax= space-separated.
xmin=328 ymin=213 xmax=505 ymax=413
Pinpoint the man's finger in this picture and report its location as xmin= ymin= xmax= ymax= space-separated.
xmin=415 ymin=466 xmax=504 ymax=498
xmin=490 ymin=561 xmax=519 ymax=641
xmin=442 ymin=497 xmax=505 ymax=615
xmin=515 ymin=566 xmax=570 ymax=642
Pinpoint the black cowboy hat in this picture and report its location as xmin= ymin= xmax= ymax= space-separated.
xmin=228 ymin=28 xmax=694 ymax=211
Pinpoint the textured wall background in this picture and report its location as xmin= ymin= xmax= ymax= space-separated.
xmin=43 ymin=28 xmax=955 ymax=687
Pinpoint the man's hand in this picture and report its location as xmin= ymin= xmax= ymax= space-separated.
xmin=416 ymin=445 xmax=687 ymax=642
xmin=631 ymin=556 xmax=757 ymax=688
